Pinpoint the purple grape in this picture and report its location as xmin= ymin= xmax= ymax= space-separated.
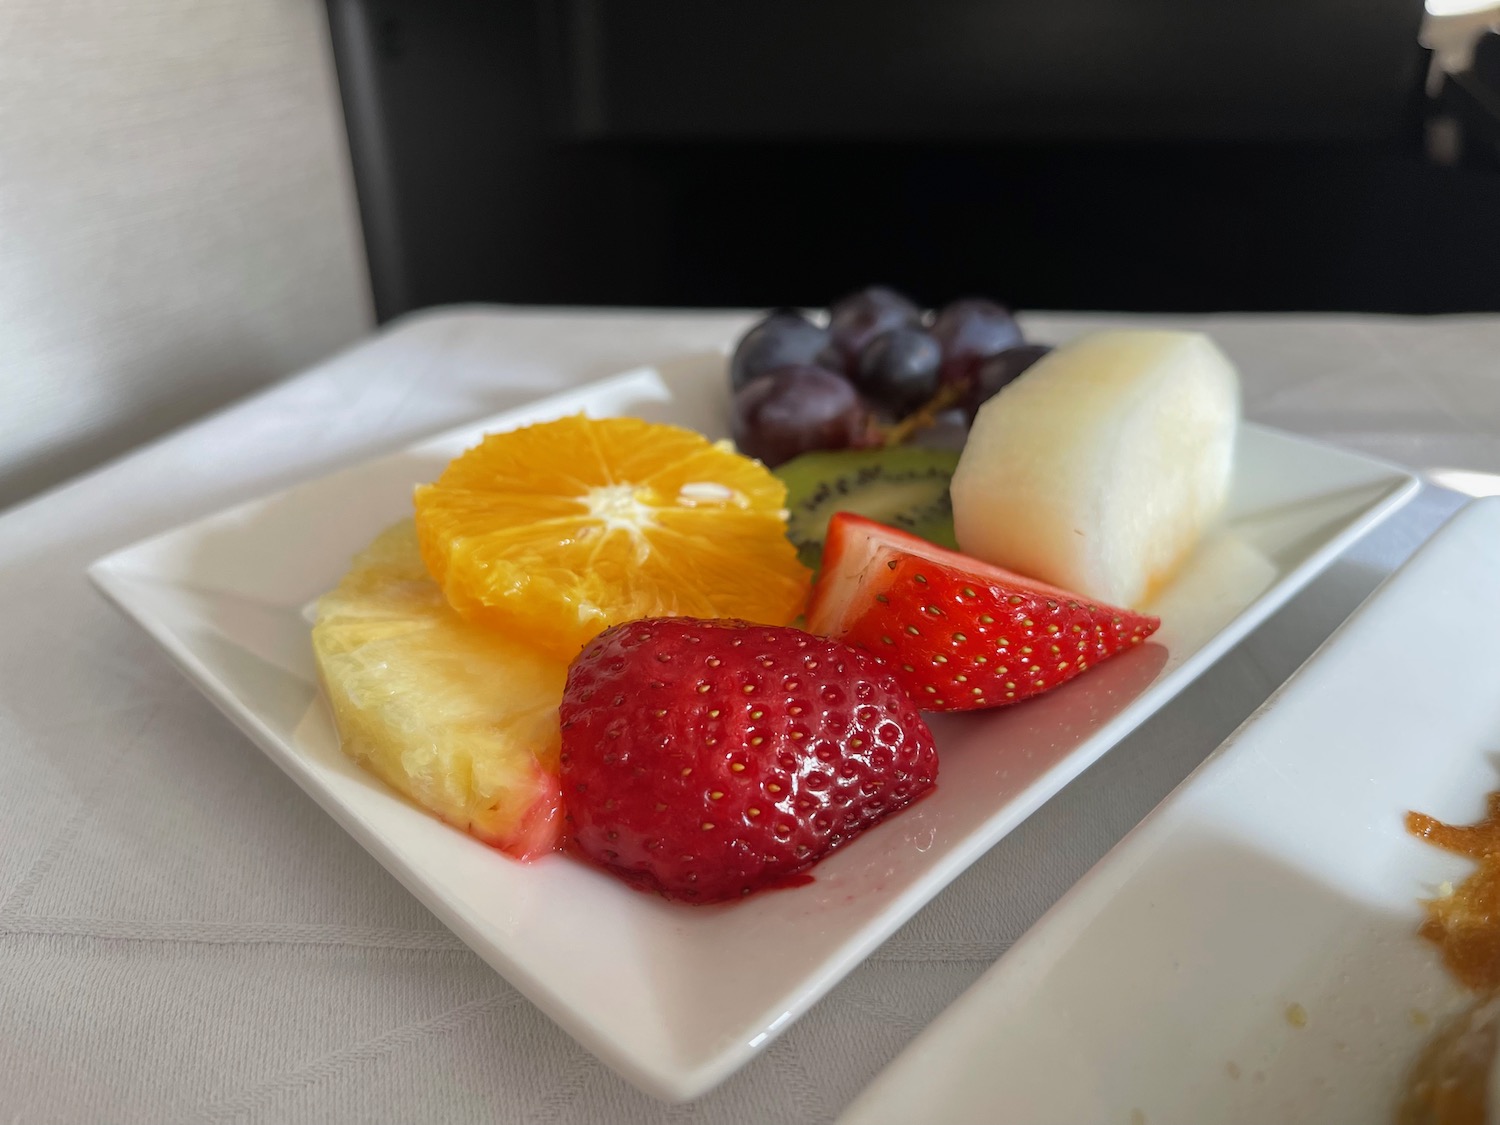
xmin=730 ymin=365 xmax=872 ymax=468
xmin=856 ymin=327 xmax=942 ymax=417
xmin=964 ymin=344 xmax=1054 ymax=418
xmin=827 ymin=286 xmax=921 ymax=372
xmin=931 ymin=298 xmax=1023 ymax=385
xmin=729 ymin=310 xmax=839 ymax=392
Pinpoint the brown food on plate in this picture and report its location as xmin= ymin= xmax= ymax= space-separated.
xmin=1398 ymin=790 xmax=1500 ymax=1125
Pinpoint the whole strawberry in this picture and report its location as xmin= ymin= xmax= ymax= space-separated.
xmin=559 ymin=617 xmax=937 ymax=903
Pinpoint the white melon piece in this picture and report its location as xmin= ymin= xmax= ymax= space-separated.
xmin=950 ymin=330 xmax=1240 ymax=608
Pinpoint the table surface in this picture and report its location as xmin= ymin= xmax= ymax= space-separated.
xmin=3 ymin=307 xmax=1498 ymax=1125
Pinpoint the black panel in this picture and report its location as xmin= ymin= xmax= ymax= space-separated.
xmin=541 ymin=0 xmax=1424 ymax=142
xmin=326 ymin=1 xmax=1500 ymax=321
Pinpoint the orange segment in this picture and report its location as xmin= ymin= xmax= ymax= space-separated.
xmin=414 ymin=415 xmax=810 ymax=659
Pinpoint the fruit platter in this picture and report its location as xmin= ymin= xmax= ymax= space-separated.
xmin=89 ymin=296 xmax=1419 ymax=1100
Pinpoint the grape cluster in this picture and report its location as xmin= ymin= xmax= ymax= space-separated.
xmin=728 ymin=287 xmax=1050 ymax=466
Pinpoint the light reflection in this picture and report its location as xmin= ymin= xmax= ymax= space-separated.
xmin=1427 ymin=467 xmax=1500 ymax=497
xmin=1425 ymin=0 xmax=1499 ymax=15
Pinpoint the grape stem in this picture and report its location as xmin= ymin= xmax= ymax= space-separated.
xmin=876 ymin=383 xmax=965 ymax=447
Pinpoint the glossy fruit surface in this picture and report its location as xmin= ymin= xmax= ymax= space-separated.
xmin=827 ymin=286 xmax=921 ymax=371
xmin=930 ymin=297 xmax=1023 ymax=386
xmin=730 ymin=365 xmax=872 ymax=468
xmin=312 ymin=521 xmax=569 ymax=857
xmin=559 ymin=616 xmax=937 ymax=901
xmin=729 ymin=310 xmax=839 ymax=392
xmin=807 ymin=514 xmax=1160 ymax=710
xmin=856 ymin=327 xmax=942 ymax=417
xmin=775 ymin=446 xmax=959 ymax=570
xmin=415 ymin=415 xmax=810 ymax=659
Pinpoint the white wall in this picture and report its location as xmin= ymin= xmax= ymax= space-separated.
xmin=0 ymin=0 xmax=374 ymax=509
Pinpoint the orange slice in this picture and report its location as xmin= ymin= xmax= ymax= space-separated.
xmin=414 ymin=414 xmax=810 ymax=659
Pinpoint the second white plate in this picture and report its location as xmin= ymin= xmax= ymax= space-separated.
xmin=840 ymin=499 xmax=1500 ymax=1125
xmin=88 ymin=353 xmax=1417 ymax=1101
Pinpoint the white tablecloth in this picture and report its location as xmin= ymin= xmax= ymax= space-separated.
xmin=3 ymin=307 xmax=1498 ymax=1124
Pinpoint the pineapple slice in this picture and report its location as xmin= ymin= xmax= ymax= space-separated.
xmin=311 ymin=521 xmax=568 ymax=858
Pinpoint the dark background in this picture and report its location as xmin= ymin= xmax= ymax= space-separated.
xmin=325 ymin=0 xmax=1500 ymax=321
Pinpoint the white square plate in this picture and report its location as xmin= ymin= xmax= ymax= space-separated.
xmin=838 ymin=498 xmax=1500 ymax=1125
xmin=89 ymin=353 xmax=1417 ymax=1101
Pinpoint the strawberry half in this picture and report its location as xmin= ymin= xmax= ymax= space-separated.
xmin=559 ymin=617 xmax=936 ymax=903
xmin=807 ymin=513 xmax=1160 ymax=711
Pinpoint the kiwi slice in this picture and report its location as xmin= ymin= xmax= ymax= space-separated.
xmin=774 ymin=447 xmax=961 ymax=572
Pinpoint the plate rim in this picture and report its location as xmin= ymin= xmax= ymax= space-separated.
xmin=86 ymin=365 xmax=1422 ymax=1101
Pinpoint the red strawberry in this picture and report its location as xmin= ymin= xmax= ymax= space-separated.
xmin=806 ymin=513 xmax=1160 ymax=711
xmin=558 ymin=617 xmax=937 ymax=903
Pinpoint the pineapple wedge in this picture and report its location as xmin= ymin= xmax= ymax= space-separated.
xmin=312 ymin=521 xmax=568 ymax=858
